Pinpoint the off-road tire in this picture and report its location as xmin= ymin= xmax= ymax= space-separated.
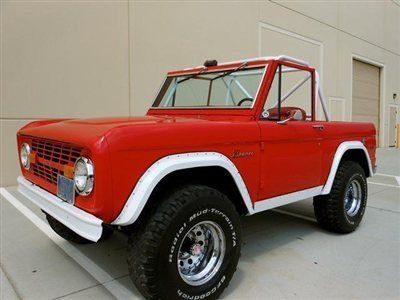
xmin=45 ymin=213 xmax=113 ymax=244
xmin=313 ymin=161 xmax=367 ymax=233
xmin=127 ymin=184 xmax=242 ymax=300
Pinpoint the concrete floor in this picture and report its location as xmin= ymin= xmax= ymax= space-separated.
xmin=1 ymin=148 xmax=399 ymax=299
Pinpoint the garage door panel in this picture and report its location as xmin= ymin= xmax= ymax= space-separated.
xmin=352 ymin=97 xmax=379 ymax=116
xmin=352 ymin=115 xmax=379 ymax=126
xmin=352 ymin=59 xmax=380 ymax=146
xmin=353 ymin=60 xmax=380 ymax=84
xmin=352 ymin=75 xmax=380 ymax=87
xmin=352 ymin=80 xmax=380 ymax=100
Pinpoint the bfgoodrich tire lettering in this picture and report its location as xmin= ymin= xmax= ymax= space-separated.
xmin=313 ymin=161 xmax=368 ymax=233
xmin=127 ymin=185 xmax=242 ymax=300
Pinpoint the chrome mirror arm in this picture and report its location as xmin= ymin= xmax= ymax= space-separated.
xmin=277 ymin=116 xmax=292 ymax=125
xmin=276 ymin=109 xmax=303 ymax=125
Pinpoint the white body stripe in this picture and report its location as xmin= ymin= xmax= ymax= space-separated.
xmin=254 ymin=186 xmax=323 ymax=213
xmin=320 ymin=141 xmax=373 ymax=195
xmin=112 ymin=141 xmax=373 ymax=225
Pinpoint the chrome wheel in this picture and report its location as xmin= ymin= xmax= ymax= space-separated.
xmin=177 ymin=221 xmax=226 ymax=286
xmin=344 ymin=179 xmax=362 ymax=217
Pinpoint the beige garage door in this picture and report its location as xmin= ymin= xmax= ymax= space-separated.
xmin=352 ymin=60 xmax=380 ymax=146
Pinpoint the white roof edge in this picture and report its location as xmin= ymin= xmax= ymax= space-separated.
xmin=212 ymin=56 xmax=277 ymax=66
xmin=191 ymin=55 xmax=310 ymax=69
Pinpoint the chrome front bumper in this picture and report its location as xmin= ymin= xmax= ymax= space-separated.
xmin=17 ymin=176 xmax=103 ymax=242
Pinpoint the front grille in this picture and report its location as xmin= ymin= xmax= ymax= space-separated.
xmin=32 ymin=139 xmax=81 ymax=165
xmin=32 ymin=162 xmax=62 ymax=185
xmin=31 ymin=138 xmax=81 ymax=185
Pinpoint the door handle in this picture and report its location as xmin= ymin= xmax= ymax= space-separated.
xmin=312 ymin=124 xmax=325 ymax=130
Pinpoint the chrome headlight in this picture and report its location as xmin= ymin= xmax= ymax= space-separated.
xmin=20 ymin=143 xmax=31 ymax=170
xmin=74 ymin=157 xmax=94 ymax=196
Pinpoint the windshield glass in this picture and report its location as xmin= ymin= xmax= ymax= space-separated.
xmin=152 ymin=66 xmax=266 ymax=108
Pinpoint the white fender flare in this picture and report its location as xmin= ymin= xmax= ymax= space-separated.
xmin=320 ymin=141 xmax=373 ymax=195
xmin=111 ymin=152 xmax=253 ymax=226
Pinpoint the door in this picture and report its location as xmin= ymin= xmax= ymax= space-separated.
xmin=352 ymin=60 xmax=380 ymax=146
xmin=389 ymin=106 xmax=398 ymax=147
xmin=257 ymin=63 xmax=322 ymax=200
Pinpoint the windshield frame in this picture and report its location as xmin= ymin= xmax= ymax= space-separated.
xmin=150 ymin=63 xmax=269 ymax=111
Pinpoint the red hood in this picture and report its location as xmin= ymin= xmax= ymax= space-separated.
xmin=18 ymin=115 xmax=257 ymax=148
xmin=19 ymin=116 xmax=198 ymax=144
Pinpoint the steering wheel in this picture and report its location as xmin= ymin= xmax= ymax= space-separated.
xmin=237 ymin=98 xmax=254 ymax=107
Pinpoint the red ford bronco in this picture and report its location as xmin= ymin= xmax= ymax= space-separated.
xmin=17 ymin=56 xmax=376 ymax=299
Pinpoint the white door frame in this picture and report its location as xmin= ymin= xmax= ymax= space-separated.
xmin=350 ymin=54 xmax=386 ymax=147
xmin=388 ymin=104 xmax=398 ymax=147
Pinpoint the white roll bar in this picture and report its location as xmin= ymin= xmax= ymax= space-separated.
xmin=277 ymin=55 xmax=310 ymax=67
xmin=277 ymin=55 xmax=330 ymax=121
xmin=315 ymin=71 xmax=330 ymax=121
xmin=272 ymin=73 xmax=312 ymax=108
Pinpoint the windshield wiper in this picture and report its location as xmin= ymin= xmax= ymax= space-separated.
xmin=176 ymin=62 xmax=248 ymax=84
xmin=177 ymin=67 xmax=208 ymax=84
xmin=211 ymin=62 xmax=248 ymax=81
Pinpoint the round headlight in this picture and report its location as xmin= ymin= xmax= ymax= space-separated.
xmin=74 ymin=157 xmax=94 ymax=196
xmin=20 ymin=143 xmax=31 ymax=170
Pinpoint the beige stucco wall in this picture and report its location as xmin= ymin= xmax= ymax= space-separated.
xmin=1 ymin=1 xmax=399 ymax=186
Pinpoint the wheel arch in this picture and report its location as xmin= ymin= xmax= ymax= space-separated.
xmin=340 ymin=149 xmax=371 ymax=177
xmin=111 ymin=152 xmax=253 ymax=226
xmin=321 ymin=141 xmax=373 ymax=195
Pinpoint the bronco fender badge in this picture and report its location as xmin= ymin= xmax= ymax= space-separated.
xmin=232 ymin=150 xmax=254 ymax=158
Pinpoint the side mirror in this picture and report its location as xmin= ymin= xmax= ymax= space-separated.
xmin=277 ymin=109 xmax=303 ymax=125
xmin=261 ymin=110 xmax=270 ymax=119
